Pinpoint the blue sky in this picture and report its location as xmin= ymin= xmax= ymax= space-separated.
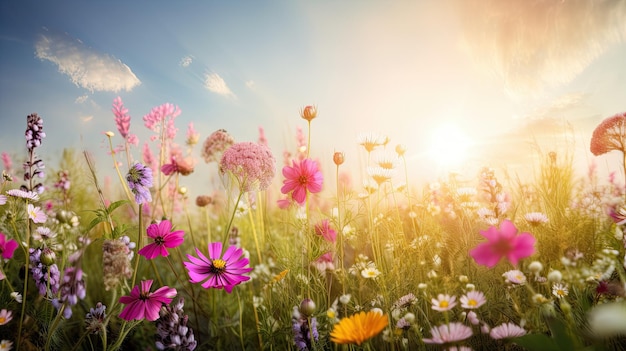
xmin=2 ymin=0 xmax=626 ymax=195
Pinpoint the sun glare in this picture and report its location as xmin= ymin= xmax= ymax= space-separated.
xmin=428 ymin=123 xmax=471 ymax=168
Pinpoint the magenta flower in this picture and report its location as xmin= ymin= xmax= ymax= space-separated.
xmin=281 ymin=158 xmax=323 ymax=205
xmin=184 ymin=242 xmax=252 ymax=293
xmin=314 ymin=219 xmax=337 ymax=243
xmin=469 ymin=220 xmax=535 ymax=268
xmin=119 ymin=280 xmax=177 ymax=321
xmin=0 ymin=232 xmax=18 ymax=260
xmin=138 ymin=220 xmax=185 ymax=260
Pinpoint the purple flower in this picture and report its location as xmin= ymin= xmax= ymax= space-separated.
xmin=25 ymin=113 xmax=46 ymax=150
xmin=53 ymin=266 xmax=86 ymax=319
xmin=29 ymin=248 xmax=60 ymax=297
xmin=155 ymin=298 xmax=197 ymax=350
xmin=126 ymin=162 xmax=153 ymax=204
xmin=119 ymin=280 xmax=177 ymax=321
xmin=85 ymin=302 xmax=107 ymax=334
xmin=292 ymin=304 xmax=319 ymax=350
xmin=138 ymin=219 xmax=185 ymax=260
xmin=184 ymin=242 xmax=252 ymax=293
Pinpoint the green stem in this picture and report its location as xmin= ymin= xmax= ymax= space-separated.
xmin=130 ymin=204 xmax=143 ymax=289
xmin=223 ymin=191 xmax=244 ymax=247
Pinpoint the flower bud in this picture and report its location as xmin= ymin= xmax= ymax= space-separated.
xmin=333 ymin=152 xmax=345 ymax=166
xmin=299 ymin=298 xmax=316 ymax=317
xmin=41 ymin=248 xmax=56 ymax=266
xmin=300 ymin=105 xmax=317 ymax=122
xmin=105 ymin=131 xmax=115 ymax=137
xmin=395 ymin=144 xmax=406 ymax=157
xmin=195 ymin=195 xmax=212 ymax=207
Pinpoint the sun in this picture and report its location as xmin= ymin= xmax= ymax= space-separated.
xmin=427 ymin=123 xmax=472 ymax=168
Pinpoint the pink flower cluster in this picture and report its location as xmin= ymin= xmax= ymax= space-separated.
xmin=202 ymin=129 xmax=235 ymax=163
xmin=219 ymin=142 xmax=276 ymax=192
xmin=590 ymin=112 xmax=626 ymax=156
xmin=143 ymin=103 xmax=181 ymax=139
xmin=161 ymin=147 xmax=195 ymax=176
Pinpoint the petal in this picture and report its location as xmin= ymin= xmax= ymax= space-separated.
xmin=138 ymin=244 xmax=160 ymax=259
xmin=158 ymin=219 xmax=173 ymax=234
xmin=119 ymin=301 xmax=144 ymax=321
xmin=208 ymin=242 xmax=223 ymax=260
xmin=292 ymin=187 xmax=306 ymax=204
xmin=143 ymin=301 xmax=161 ymax=321
xmin=470 ymin=243 xmax=501 ymax=268
xmin=499 ymin=219 xmax=518 ymax=239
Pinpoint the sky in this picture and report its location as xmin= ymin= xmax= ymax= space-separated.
xmin=1 ymin=0 xmax=626 ymax=198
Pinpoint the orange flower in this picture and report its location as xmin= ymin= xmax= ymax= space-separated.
xmin=330 ymin=311 xmax=388 ymax=345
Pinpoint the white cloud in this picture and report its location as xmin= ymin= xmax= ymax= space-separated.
xmin=245 ymin=80 xmax=256 ymax=89
xmin=81 ymin=115 xmax=93 ymax=122
xmin=204 ymin=72 xmax=234 ymax=97
xmin=459 ymin=0 xmax=626 ymax=97
xmin=179 ymin=55 xmax=193 ymax=67
xmin=35 ymin=31 xmax=141 ymax=93
xmin=74 ymin=95 xmax=88 ymax=104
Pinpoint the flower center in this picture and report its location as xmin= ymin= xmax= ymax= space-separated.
xmin=211 ymin=259 xmax=227 ymax=274
xmin=154 ymin=236 xmax=165 ymax=246
xmin=0 ymin=317 xmax=5 ymax=324
xmin=468 ymin=299 xmax=477 ymax=307
xmin=439 ymin=301 xmax=449 ymax=308
xmin=139 ymin=291 xmax=150 ymax=301
xmin=492 ymin=238 xmax=513 ymax=254
xmin=298 ymin=175 xmax=308 ymax=185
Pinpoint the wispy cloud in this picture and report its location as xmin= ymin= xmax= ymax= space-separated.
xmin=35 ymin=30 xmax=141 ymax=93
xmin=204 ymin=72 xmax=234 ymax=97
xmin=245 ymin=80 xmax=256 ymax=90
xmin=74 ymin=95 xmax=89 ymax=104
xmin=458 ymin=0 xmax=626 ymax=97
xmin=179 ymin=55 xmax=193 ymax=67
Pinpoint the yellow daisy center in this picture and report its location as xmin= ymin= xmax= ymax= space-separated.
xmin=212 ymin=259 xmax=226 ymax=270
xmin=439 ymin=300 xmax=449 ymax=308
xmin=468 ymin=299 xmax=477 ymax=307
xmin=0 ymin=317 xmax=5 ymax=324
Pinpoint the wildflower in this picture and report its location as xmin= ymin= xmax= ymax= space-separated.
xmin=528 ymin=261 xmax=543 ymax=274
xmin=27 ymin=203 xmax=47 ymax=223
xmin=300 ymin=105 xmax=317 ymax=122
xmin=357 ymin=132 xmax=386 ymax=153
xmin=126 ymin=162 xmax=153 ymax=204
xmin=467 ymin=311 xmax=480 ymax=325
xmin=0 ymin=310 xmax=12 ymax=325
xmin=6 ymin=189 xmax=39 ymax=201
xmin=0 ymin=233 xmax=18 ymax=260
xmin=423 ymin=322 xmax=473 ymax=344
xmin=219 ymin=141 xmax=276 ymax=192
xmin=311 ymin=252 xmax=335 ymax=274
xmin=138 ymin=219 xmax=185 ymax=260
xmin=29 ymin=248 xmax=60 ymax=297
xmin=340 ymin=294 xmax=352 ymax=305
xmin=330 ymin=311 xmax=388 ymax=345
xmin=587 ymin=302 xmax=626 ymax=337
xmin=281 ymin=158 xmax=323 ymax=205
xmin=460 ymin=291 xmax=487 ymax=309
xmin=503 ymin=270 xmax=527 ymax=285
xmin=552 ymin=283 xmax=569 ymax=299
xmin=102 ymin=237 xmax=134 ymax=291
xmin=368 ymin=166 xmax=395 ymax=185
xmin=184 ymin=242 xmax=252 ymax=293
xmin=314 ymin=219 xmax=337 ymax=243
xmin=0 ymin=340 xmax=12 ymax=351
xmin=431 ymin=294 xmax=457 ymax=312
xmin=85 ymin=302 xmax=107 ymax=334
xmin=143 ymin=102 xmax=181 ymax=138
xmin=155 ymin=298 xmax=198 ymax=351
xmin=10 ymin=292 xmax=21 ymax=303
xmin=395 ymin=144 xmax=406 ymax=157
xmin=299 ymin=298 xmax=317 ymax=316
xmin=119 ymin=280 xmax=177 ymax=321
xmin=524 ymin=212 xmax=549 ymax=226
xmin=361 ymin=267 xmax=381 ymax=279
xmin=333 ymin=151 xmax=345 ymax=166
xmin=469 ymin=219 xmax=536 ymax=268
xmin=489 ymin=322 xmax=526 ymax=339
xmin=201 ymin=129 xmax=235 ymax=163
xmin=161 ymin=147 xmax=195 ymax=176
xmin=25 ymin=113 xmax=46 ymax=150
xmin=547 ymin=270 xmax=562 ymax=283
xmin=52 ymin=266 xmax=86 ymax=319
xmin=195 ymin=195 xmax=212 ymax=207
xmin=185 ymin=122 xmax=199 ymax=146
xmin=590 ymin=112 xmax=626 ymax=156
xmin=292 ymin=304 xmax=319 ymax=350
xmin=112 ymin=96 xmax=134 ymax=140
xmin=392 ymin=293 xmax=417 ymax=311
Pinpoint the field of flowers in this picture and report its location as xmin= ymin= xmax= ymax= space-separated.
xmin=0 ymin=99 xmax=625 ymax=351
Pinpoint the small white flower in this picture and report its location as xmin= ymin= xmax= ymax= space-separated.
xmin=552 ymin=283 xmax=569 ymax=299
xmin=361 ymin=267 xmax=381 ymax=279
xmin=547 ymin=270 xmax=562 ymax=283
xmin=10 ymin=292 xmax=22 ymax=303
xmin=587 ymin=302 xmax=626 ymax=338
xmin=339 ymin=294 xmax=351 ymax=305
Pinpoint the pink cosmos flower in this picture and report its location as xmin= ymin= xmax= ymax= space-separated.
xmin=470 ymin=219 xmax=535 ymax=268
xmin=489 ymin=322 xmax=526 ymax=339
xmin=281 ymin=158 xmax=323 ymax=205
xmin=184 ymin=242 xmax=252 ymax=293
xmin=312 ymin=252 xmax=335 ymax=274
xmin=423 ymin=322 xmax=473 ymax=344
xmin=27 ymin=204 xmax=47 ymax=224
xmin=119 ymin=280 xmax=177 ymax=321
xmin=314 ymin=219 xmax=337 ymax=243
xmin=0 ymin=232 xmax=18 ymax=260
xmin=138 ymin=220 xmax=185 ymax=260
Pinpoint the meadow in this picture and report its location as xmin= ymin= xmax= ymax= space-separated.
xmin=0 ymin=99 xmax=625 ymax=351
